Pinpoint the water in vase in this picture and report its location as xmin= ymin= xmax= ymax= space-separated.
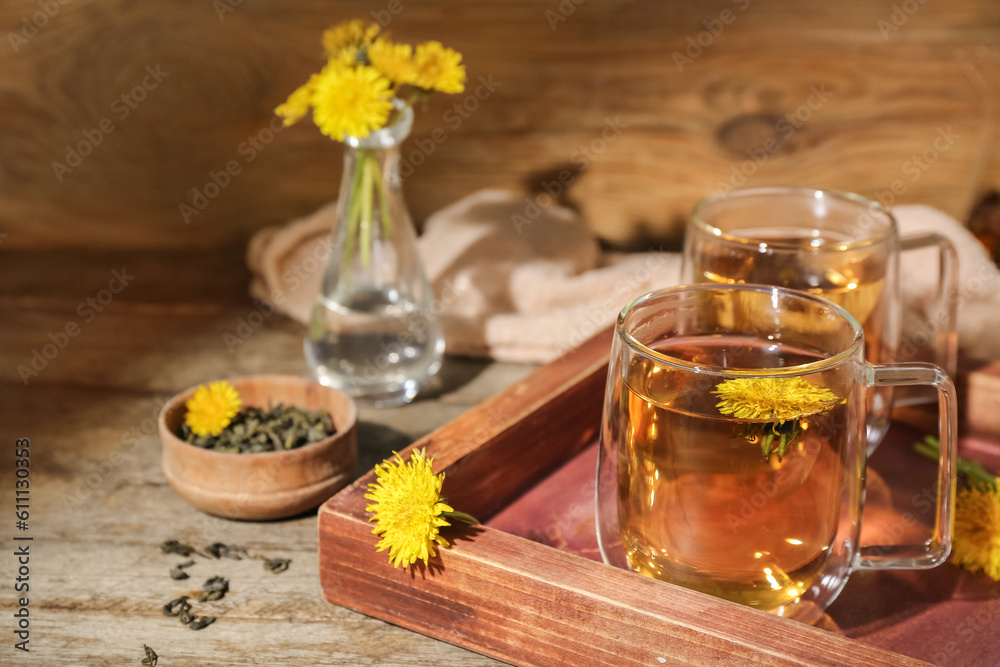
xmin=304 ymin=284 xmax=445 ymax=407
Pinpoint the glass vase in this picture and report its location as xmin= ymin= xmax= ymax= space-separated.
xmin=304 ymin=102 xmax=444 ymax=407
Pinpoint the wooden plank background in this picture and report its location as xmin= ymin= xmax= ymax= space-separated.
xmin=1 ymin=0 xmax=998 ymax=250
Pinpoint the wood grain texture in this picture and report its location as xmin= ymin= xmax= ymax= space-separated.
xmin=0 ymin=246 xmax=533 ymax=665
xmin=1 ymin=1 xmax=998 ymax=249
xmin=322 ymin=510 xmax=930 ymax=666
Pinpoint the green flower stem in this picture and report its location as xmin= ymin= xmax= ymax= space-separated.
xmin=359 ymin=150 xmax=374 ymax=268
xmin=374 ymin=158 xmax=393 ymax=241
xmin=914 ymin=435 xmax=997 ymax=491
xmin=404 ymin=89 xmax=426 ymax=108
xmin=341 ymin=148 xmax=395 ymax=276
xmin=340 ymin=156 xmax=366 ymax=284
xmin=736 ymin=420 xmax=803 ymax=461
xmin=442 ymin=510 xmax=479 ymax=525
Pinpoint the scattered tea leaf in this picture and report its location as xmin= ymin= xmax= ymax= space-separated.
xmin=161 ymin=540 xmax=197 ymax=557
xmin=189 ymin=616 xmax=216 ymax=631
xmin=159 ymin=540 xmax=293 ymax=632
xmin=163 ymin=593 xmax=219 ymax=631
xmin=162 ymin=596 xmax=190 ymax=617
xmin=197 ymin=576 xmax=230 ymax=602
xmin=170 ymin=560 xmax=196 ymax=580
xmin=141 ymin=644 xmax=158 ymax=666
xmin=262 ymin=557 xmax=291 ymax=574
xmin=204 ymin=543 xmax=249 ymax=560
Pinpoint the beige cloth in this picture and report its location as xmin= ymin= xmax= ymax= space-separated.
xmin=247 ymin=189 xmax=1000 ymax=364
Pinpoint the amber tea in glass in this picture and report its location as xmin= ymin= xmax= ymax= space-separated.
xmin=618 ymin=338 xmax=849 ymax=610
xmin=681 ymin=187 xmax=958 ymax=445
xmin=596 ymin=285 xmax=958 ymax=623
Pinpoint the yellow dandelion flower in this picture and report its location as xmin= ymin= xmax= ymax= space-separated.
xmin=714 ymin=377 xmax=841 ymax=422
xmin=412 ymin=41 xmax=466 ymax=94
xmin=365 ymin=449 xmax=454 ymax=568
xmin=714 ymin=377 xmax=841 ymax=460
xmin=275 ymin=74 xmax=319 ymax=127
xmin=334 ymin=44 xmax=360 ymax=68
xmin=311 ymin=64 xmax=393 ymax=140
xmin=185 ymin=381 xmax=241 ymax=437
xmin=368 ymin=39 xmax=417 ymax=86
xmin=952 ymin=480 xmax=1000 ymax=581
xmin=322 ymin=19 xmax=380 ymax=57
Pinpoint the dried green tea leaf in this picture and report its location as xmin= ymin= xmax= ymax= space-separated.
xmin=262 ymin=558 xmax=291 ymax=574
xmin=169 ymin=560 xmax=196 ymax=580
xmin=204 ymin=543 xmax=248 ymax=560
xmin=160 ymin=540 xmax=196 ymax=557
xmin=197 ymin=576 xmax=230 ymax=602
xmin=182 ymin=404 xmax=336 ymax=453
xmin=189 ymin=615 xmax=216 ymax=631
xmin=162 ymin=596 xmax=190 ymax=617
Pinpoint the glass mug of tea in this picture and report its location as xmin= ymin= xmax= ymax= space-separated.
xmin=596 ymin=284 xmax=957 ymax=624
xmin=681 ymin=187 xmax=957 ymax=447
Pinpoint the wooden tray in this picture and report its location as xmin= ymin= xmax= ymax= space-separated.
xmin=319 ymin=330 xmax=1000 ymax=666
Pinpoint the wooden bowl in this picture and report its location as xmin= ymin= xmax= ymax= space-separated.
xmin=159 ymin=375 xmax=357 ymax=520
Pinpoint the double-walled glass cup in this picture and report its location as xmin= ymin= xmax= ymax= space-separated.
xmin=681 ymin=187 xmax=957 ymax=447
xmin=596 ymin=284 xmax=957 ymax=624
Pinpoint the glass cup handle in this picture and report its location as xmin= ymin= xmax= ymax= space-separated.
xmin=899 ymin=233 xmax=959 ymax=376
xmin=857 ymin=363 xmax=957 ymax=569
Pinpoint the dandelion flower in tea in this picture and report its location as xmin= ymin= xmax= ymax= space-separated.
xmin=713 ymin=377 xmax=842 ymax=459
xmin=612 ymin=336 xmax=851 ymax=611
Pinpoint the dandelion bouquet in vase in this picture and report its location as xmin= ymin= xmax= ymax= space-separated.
xmin=276 ymin=20 xmax=465 ymax=406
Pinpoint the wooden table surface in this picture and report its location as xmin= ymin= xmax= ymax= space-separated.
xmin=0 ymin=247 xmax=529 ymax=666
